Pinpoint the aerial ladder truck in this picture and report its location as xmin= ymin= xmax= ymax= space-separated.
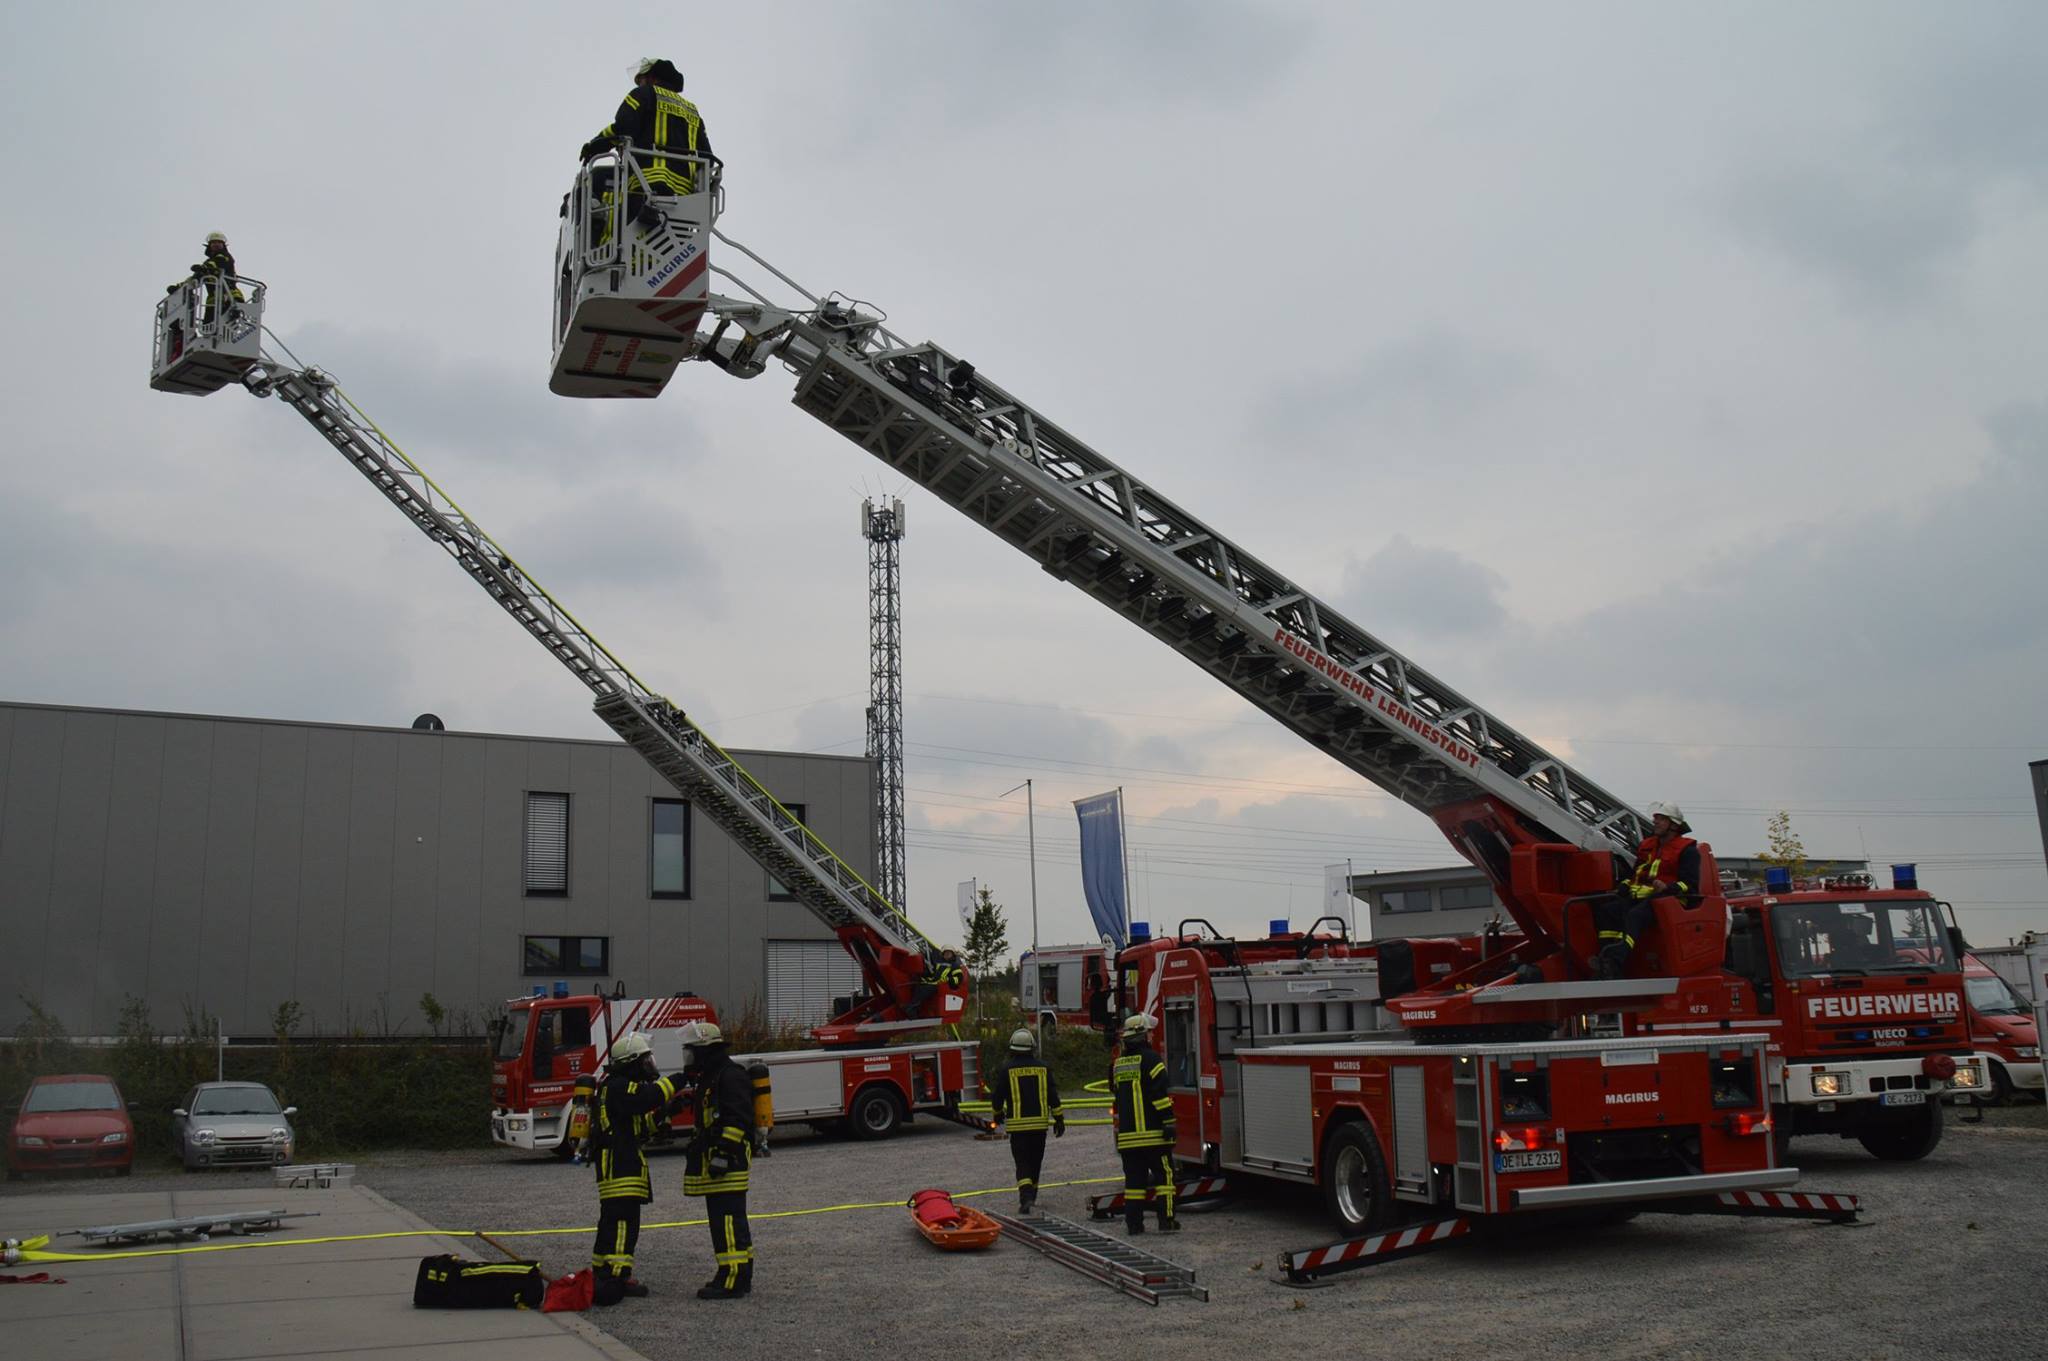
xmin=537 ymin=145 xmax=1986 ymax=1264
xmin=150 ymin=270 xmax=974 ymax=1153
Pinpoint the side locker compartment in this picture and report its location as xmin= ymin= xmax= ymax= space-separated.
xmin=1452 ymin=1053 xmax=1489 ymax=1212
xmin=1391 ymin=1064 xmax=1433 ymax=1203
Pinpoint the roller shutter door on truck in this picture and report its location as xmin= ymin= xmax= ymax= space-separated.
xmin=765 ymin=940 xmax=864 ymax=1027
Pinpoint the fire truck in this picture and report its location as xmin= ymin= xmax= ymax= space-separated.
xmin=1958 ymin=952 xmax=2043 ymax=1103
xmin=1017 ymin=943 xmax=1112 ymax=1034
xmin=490 ymin=989 xmax=976 ymax=1155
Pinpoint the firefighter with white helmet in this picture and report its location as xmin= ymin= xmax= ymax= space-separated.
xmin=580 ymin=57 xmax=712 ymax=232
xmin=588 ymin=1031 xmax=675 ymax=1305
xmin=1594 ymin=801 xmax=1703 ymax=979
xmin=167 ymin=230 xmax=244 ymax=321
xmin=1110 ymin=1012 xmax=1179 ymax=1234
xmin=987 ymin=1028 xmax=1064 ymax=1214
xmin=679 ymin=1020 xmax=756 ymax=1299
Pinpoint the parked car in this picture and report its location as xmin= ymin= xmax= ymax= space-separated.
xmin=7 ymin=1074 xmax=136 ymax=1179
xmin=172 ymin=1082 xmax=297 ymax=1170
xmin=1964 ymin=953 xmax=2043 ymax=1103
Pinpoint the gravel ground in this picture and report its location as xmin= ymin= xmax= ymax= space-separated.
xmin=11 ymin=1102 xmax=2044 ymax=1360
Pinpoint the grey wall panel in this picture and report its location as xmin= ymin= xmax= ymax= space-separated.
xmin=1 ymin=709 xmax=65 ymax=1026
xmin=481 ymin=738 xmax=527 ymax=946
xmin=97 ymin=715 xmax=168 ymax=1034
xmin=386 ymin=731 xmax=444 ymax=1027
xmin=342 ymin=733 xmax=398 ymax=1030
xmin=431 ymin=736 xmax=487 ymax=1020
xmin=294 ymin=727 xmax=355 ymax=1029
xmin=246 ymin=724 xmax=309 ymax=1036
xmin=146 ymin=719 xmax=214 ymax=1029
xmin=46 ymin=710 xmax=116 ymax=1034
xmin=196 ymin=720 xmax=261 ymax=1033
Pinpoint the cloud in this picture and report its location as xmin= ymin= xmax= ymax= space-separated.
xmin=1257 ymin=330 xmax=1542 ymax=449
xmin=1334 ymin=535 xmax=1509 ymax=643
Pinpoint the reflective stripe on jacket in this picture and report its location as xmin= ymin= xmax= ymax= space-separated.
xmin=683 ymin=1054 xmax=754 ymax=1196
xmin=1629 ymin=835 xmax=1701 ymax=901
xmin=595 ymin=84 xmax=709 ymax=193
xmin=1110 ymin=1044 xmax=1174 ymax=1150
xmin=592 ymin=1069 xmax=675 ymax=1201
xmin=990 ymin=1059 xmax=1062 ymax=1132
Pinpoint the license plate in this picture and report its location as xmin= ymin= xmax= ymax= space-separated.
xmin=1494 ymin=1148 xmax=1562 ymax=1173
xmin=1881 ymin=1090 xmax=1925 ymax=1107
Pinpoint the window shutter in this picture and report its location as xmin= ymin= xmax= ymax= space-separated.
xmin=765 ymin=941 xmax=863 ymax=1026
xmin=525 ymin=792 xmax=569 ymax=894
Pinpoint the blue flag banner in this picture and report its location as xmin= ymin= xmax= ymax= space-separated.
xmin=1073 ymin=790 xmax=1128 ymax=947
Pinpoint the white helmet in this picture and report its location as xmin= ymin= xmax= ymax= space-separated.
xmin=1008 ymin=1029 xmax=1036 ymax=1052
xmin=610 ymin=1032 xmax=652 ymax=1063
xmin=1121 ymin=1012 xmax=1156 ymax=1037
xmin=1646 ymin=801 xmax=1689 ymax=829
xmin=682 ymin=1020 xmax=725 ymax=1048
xmin=205 ymin=231 xmax=227 ymax=245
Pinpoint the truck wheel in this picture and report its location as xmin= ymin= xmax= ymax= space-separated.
xmin=1987 ymin=1063 xmax=2015 ymax=1107
xmin=1320 ymin=1120 xmax=1394 ymax=1238
xmin=849 ymin=1086 xmax=905 ymax=1140
xmin=553 ymin=1140 xmax=579 ymax=1162
xmin=1856 ymin=1101 xmax=1943 ymax=1161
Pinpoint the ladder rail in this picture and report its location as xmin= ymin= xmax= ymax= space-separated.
xmin=243 ymin=355 xmax=936 ymax=958
xmin=751 ymin=318 xmax=1645 ymax=856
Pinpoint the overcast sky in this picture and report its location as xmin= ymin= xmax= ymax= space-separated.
xmin=3 ymin=1 xmax=2044 ymax=953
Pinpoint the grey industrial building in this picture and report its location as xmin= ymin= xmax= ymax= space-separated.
xmin=1353 ymin=854 xmax=1869 ymax=940
xmin=0 ymin=700 xmax=870 ymax=1038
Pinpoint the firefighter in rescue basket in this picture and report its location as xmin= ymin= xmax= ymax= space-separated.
xmin=589 ymin=1032 xmax=675 ymax=1305
xmin=1111 ymin=1013 xmax=1179 ymax=1234
xmin=679 ymin=1021 xmax=756 ymax=1299
xmin=988 ymin=1028 xmax=1064 ymax=1214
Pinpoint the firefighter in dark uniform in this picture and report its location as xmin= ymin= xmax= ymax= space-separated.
xmin=588 ymin=1032 xmax=675 ymax=1305
xmin=988 ymin=1028 xmax=1064 ymax=1214
xmin=680 ymin=1021 xmax=755 ymax=1299
xmin=1111 ymin=1013 xmax=1179 ymax=1234
xmin=905 ymin=948 xmax=963 ymax=1018
xmin=1595 ymin=801 xmax=1703 ymax=978
xmin=580 ymin=57 xmax=712 ymax=234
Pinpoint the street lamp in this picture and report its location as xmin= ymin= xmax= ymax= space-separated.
xmin=1000 ymin=778 xmax=1040 ymax=952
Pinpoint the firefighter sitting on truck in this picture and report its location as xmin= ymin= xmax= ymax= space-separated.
xmin=1595 ymin=801 xmax=1703 ymax=979
xmin=589 ymin=1032 xmax=676 ymax=1306
xmin=989 ymin=1028 xmax=1064 ymax=1214
xmin=1111 ymin=1013 xmax=1179 ymax=1235
xmin=679 ymin=1021 xmax=755 ymax=1299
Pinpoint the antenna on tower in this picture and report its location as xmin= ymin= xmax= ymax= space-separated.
xmin=862 ymin=496 xmax=907 ymax=913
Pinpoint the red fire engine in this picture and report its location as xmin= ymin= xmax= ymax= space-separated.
xmin=1018 ymin=943 xmax=1113 ymax=1034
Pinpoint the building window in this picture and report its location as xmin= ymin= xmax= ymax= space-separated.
xmin=767 ymin=802 xmax=806 ymax=901
xmin=523 ymin=935 xmax=609 ymax=977
xmin=1439 ymin=884 xmax=1494 ymax=912
xmin=524 ymin=792 xmax=570 ymax=897
xmin=1381 ymin=888 xmax=1433 ymax=914
xmin=651 ymin=798 xmax=690 ymax=898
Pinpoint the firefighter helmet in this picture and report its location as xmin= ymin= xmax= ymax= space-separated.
xmin=682 ymin=1021 xmax=725 ymax=1049
xmin=1008 ymin=1029 xmax=1036 ymax=1051
xmin=1121 ymin=1012 xmax=1156 ymax=1037
xmin=1646 ymin=801 xmax=1689 ymax=830
xmin=610 ymin=1032 xmax=653 ymax=1062
xmin=205 ymin=231 xmax=227 ymax=245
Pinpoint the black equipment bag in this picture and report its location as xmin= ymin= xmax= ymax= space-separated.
xmin=412 ymin=1254 xmax=545 ymax=1309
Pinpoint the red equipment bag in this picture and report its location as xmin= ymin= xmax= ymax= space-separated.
xmin=542 ymin=1268 xmax=595 ymax=1313
xmin=908 ymin=1188 xmax=963 ymax=1229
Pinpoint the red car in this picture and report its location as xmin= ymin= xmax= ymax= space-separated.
xmin=7 ymin=1074 xmax=136 ymax=1178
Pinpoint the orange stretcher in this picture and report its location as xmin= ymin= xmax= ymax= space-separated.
xmin=907 ymin=1189 xmax=1002 ymax=1251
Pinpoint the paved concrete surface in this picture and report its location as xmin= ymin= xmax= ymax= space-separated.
xmin=0 ymin=1180 xmax=648 ymax=1361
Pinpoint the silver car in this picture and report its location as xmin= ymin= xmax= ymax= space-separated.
xmin=172 ymin=1082 xmax=297 ymax=1170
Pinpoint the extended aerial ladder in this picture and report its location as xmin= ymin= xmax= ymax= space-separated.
xmin=149 ymin=304 xmax=965 ymax=1046
xmin=549 ymin=158 xmax=1696 ymax=1031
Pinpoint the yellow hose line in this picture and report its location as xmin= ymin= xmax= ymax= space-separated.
xmin=9 ymin=1176 xmax=1124 ymax=1264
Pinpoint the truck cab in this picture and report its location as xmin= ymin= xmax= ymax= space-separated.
xmin=489 ymin=990 xmax=717 ymax=1154
xmin=1708 ymin=869 xmax=1988 ymax=1157
xmin=1018 ymin=943 xmax=1112 ymax=1035
xmin=1962 ymin=953 xmax=2043 ymax=1102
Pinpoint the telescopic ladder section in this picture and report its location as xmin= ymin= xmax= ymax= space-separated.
xmin=988 ymin=1212 xmax=1209 ymax=1305
xmin=236 ymin=357 xmax=936 ymax=973
xmin=701 ymin=273 xmax=1646 ymax=860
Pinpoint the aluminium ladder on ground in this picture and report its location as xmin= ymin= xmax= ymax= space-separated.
xmin=697 ymin=230 xmax=1648 ymax=860
xmin=988 ymin=1211 xmax=1209 ymax=1305
xmin=232 ymin=353 xmax=936 ymax=969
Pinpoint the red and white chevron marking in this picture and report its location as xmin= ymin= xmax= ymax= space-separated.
xmin=1286 ymin=1218 xmax=1469 ymax=1277
xmin=1718 ymin=1190 xmax=1859 ymax=1215
xmin=1088 ymin=1176 xmax=1229 ymax=1213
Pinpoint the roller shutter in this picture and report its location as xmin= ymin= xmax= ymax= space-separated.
xmin=765 ymin=940 xmax=863 ymax=1026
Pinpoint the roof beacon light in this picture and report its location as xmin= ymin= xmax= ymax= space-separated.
xmin=1129 ymin=921 xmax=1152 ymax=944
xmin=1269 ymin=919 xmax=1290 ymax=937
xmin=552 ymin=980 xmax=570 ymax=999
xmin=1891 ymin=864 xmax=1918 ymax=891
xmin=1764 ymin=867 xmax=1792 ymax=895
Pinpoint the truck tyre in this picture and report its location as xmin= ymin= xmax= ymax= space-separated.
xmin=1856 ymin=1100 xmax=1943 ymax=1161
xmin=553 ymin=1139 xmax=579 ymax=1162
xmin=1320 ymin=1120 xmax=1394 ymax=1238
xmin=849 ymin=1085 xmax=905 ymax=1140
xmin=1987 ymin=1063 xmax=2015 ymax=1107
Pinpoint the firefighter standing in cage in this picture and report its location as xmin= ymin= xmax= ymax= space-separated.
xmin=988 ymin=1029 xmax=1064 ymax=1214
xmin=680 ymin=1021 xmax=755 ymax=1299
xmin=588 ymin=1033 xmax=675 ymax=1305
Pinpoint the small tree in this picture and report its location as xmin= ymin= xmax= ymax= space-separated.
xmin=964 ymin=886 xmax=1011 ymax=1037
xmin=1757 ymin=810 xmax=1830 ymax=882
